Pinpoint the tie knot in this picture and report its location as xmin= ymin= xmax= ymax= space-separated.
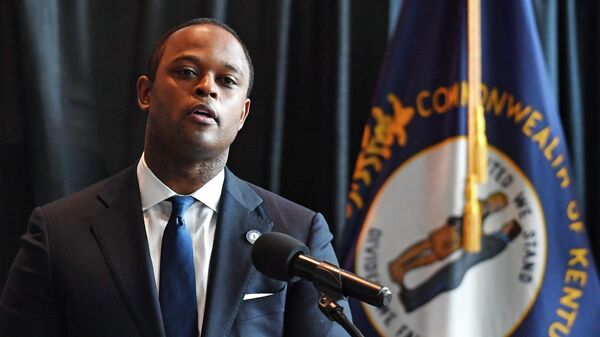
xmin=168 ymin=195 xmax=196 ymax=218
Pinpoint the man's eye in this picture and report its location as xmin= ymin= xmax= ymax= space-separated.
xmin=220 ymin=77 xmax=237 ymax=87
xmin=177 ymin=69 xmax=197 ymax=77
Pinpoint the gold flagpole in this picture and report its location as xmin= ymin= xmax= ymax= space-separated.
xmin=463 ymin=0 xmax=487 ymax=252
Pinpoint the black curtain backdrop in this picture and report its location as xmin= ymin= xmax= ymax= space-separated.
xmin=1 ymin=0 xmax=598 ymax=292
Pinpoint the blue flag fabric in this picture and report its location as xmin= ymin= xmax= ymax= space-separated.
xmin=343 ymin=1 xmax=600 ymax=336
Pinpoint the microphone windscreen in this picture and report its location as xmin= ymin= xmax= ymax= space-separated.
xmin=251 ymin=232 xmax=310 ymax=282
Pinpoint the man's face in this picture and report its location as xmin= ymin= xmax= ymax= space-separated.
xmin=137 ymin=24 xmax=251 ymax=161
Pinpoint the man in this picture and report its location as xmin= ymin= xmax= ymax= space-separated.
xmin=0 ymin=18 xmax=350 ymax=337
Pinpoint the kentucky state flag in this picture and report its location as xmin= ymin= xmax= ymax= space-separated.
xmin=343 ymin=1 xmax=600 ymax=336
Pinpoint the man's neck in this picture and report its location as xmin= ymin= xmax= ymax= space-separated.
xmin=144 ymin=149 xmax=227 ymax=195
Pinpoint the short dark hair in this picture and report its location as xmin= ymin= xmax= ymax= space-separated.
xmin=145 ymin=18 xmax=254 ymax=96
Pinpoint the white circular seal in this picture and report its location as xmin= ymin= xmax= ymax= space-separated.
xmin=354 ymin=138 xmax=546 ymax=337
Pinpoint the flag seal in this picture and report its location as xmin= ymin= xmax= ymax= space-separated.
xmin=354 ymin=138 xmax=546 ymax=337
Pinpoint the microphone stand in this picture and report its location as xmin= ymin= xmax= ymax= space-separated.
xmin=317 ymin=290 xmax=364 ymax=337
xmin=311 ymin=262 xmax=365 ymax=337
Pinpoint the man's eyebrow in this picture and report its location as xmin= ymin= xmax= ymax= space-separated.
xmin=171 ymin=55 xmax=244 ymax=76
xmin=172 ymin=54 xmax=202 ymax=64
xmin=221 ymin=63 xmax=243 ymax=77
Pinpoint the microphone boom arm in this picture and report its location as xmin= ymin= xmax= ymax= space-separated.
xmin=293 ymin=254 xmax=391 ymax=307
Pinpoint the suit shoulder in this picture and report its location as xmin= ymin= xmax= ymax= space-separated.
xmin=241 ymin=181 xmax=330 ymax=244
xmin=246 ymin=182 xmax=316 ymax=219
xmin=40 ymin=167 xmax=134 ymax=220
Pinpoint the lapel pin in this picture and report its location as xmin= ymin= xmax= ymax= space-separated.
xmin=246 ymin=230 xmax=261 ymax=244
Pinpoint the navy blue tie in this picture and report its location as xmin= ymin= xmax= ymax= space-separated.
xmin=159 ymin=196 xmax=198 ymax=337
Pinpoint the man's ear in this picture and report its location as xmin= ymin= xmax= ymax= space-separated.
xmin=238 ymin=98 xmax=251 ymax=130
xmin=136 ymin=75 xmax=152 ymax=111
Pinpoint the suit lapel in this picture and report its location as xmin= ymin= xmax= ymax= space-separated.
xmin=201 ymin=169 xmax=273 ymax=337
xmin=91 ymin=167 xmax=165 ymax=337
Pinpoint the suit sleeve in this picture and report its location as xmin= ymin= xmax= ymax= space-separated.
xmin=0 ymin=207 xmax=63 ymax=337
xmin=283 ymin=212 xmax=352 ymax=337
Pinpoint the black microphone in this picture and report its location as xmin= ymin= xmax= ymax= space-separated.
xmin=251 ymin=232 xmax=392 ymax=308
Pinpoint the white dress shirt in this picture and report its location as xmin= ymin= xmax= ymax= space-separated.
xmin=136 ymin=154 xmax=223 ymax=334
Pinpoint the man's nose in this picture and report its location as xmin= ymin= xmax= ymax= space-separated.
xmin=195 ymin=75 xmax=217 ymax=98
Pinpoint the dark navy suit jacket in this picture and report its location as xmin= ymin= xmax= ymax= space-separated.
xmin=0 ymin=167 xmax=350 ymax=337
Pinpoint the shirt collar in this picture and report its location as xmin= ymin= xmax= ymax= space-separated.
xmin=136 ymin=153 xmax=224 ymax=213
